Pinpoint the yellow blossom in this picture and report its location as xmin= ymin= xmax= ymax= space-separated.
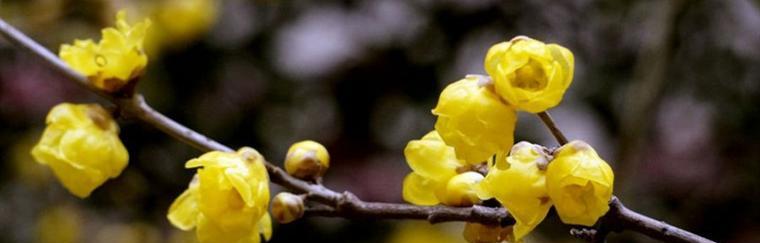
xmin=484 ymin=36 xmax=574 ymax=113
xmin=59 ymin=10 xmax=150 ymax=92
xmin=441 ymin=172 xmax=483 ymax=207
xmin=153 ymin=0 xmax=218 ymax=47
xmin=462 ymin=223 xmax=518 ymax=243
xmin=476 ymin=142 xmax=552 ymax=240
xmin=168 ymin=147 xmax=272 ymax=243
xmin=284 ymin=140 xmax=330 ymax=180
xmin=546 ymin=141 xmax=614 ymax=226
xmin=432 ymin=75 xmax=517 ymax=164
xmin=402 ymin=131 xmax=482 ymax=207
xmin=388 ymin=222 xmax=467 ymax=243
xmin=30 ymin=103 xmax=128 ymax=198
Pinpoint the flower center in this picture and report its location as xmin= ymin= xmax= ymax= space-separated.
xmin=511 ymin=60 xmax=548 ymax=91
xmin=95 ymin=54 xmax=108 ymax=67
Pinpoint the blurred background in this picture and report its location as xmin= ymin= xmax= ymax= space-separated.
xmin=1 ymin=0 xmax=759 ymax=242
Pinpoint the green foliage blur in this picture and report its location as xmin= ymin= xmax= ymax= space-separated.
xmin=1 ymin=0 xmax=759 ymax=242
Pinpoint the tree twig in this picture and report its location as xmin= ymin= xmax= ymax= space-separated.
xmin=537 ymin=111 xmax=569 ymax=145
xmin=0 ymin=18 xmax=714 ymax=243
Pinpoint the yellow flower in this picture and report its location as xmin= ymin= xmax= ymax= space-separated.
xmin=59 ymin=10 xmax=150 ymax=92
xmin=476 ymin=142 xmax=552 ymax=240
xmin=167 ymin=147 xmax=272 ymax=243
xmin=284 ymin=140 xmax=330 ymax=180
xmin=402 ymin=131 xmax=482 ymax=207
xmin=440 ymin=172 xmax=484 ymax=207
xmin=30 ymin=103 xmax=128 ymax=198
xmin=546 ymin=141 xmax=614 ymax=226
xmin=432 ymin=75 xmax=517 ymax=164
xmin=388 ymin=222 xmax=467 ymax=243
xmin=484 ymin=36 xmax=574 ymax=113
xmin=153 ymin=0 xmax=218 ymax=47
xmin=462 ymin=223 xmax=517 ymax=243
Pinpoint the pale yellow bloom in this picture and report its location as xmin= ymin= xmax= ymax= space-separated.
xmin=476 ymin=142 xmax=552 ymax=240
xmin=462 ymin=223 xmax=518 ymax=243
xmin=402 ymin=131 xmax=481 ymax=207
xmin=485 ymin=36 xmax=574 ymax=113
xmin=153 ymin=0 xmax=218 ymax=47
xmin=546 ymin=141 xmax=614 ymax=226
xmin=388 ymin=222 xmax=467 ymax=243
xmin=284 ymin=140 xmax=330 ymax=180
xmin=440 ymin=172 xmax=483 ymax=207
xmin=59 ymin=10 xmax=150 ymax=92
xmin=168 ymin=147 xmax=272 ymax=243
xmin=30 ymin=103 xmax=128 ymax=198
xmin=36 ymin=205 xmax=82 ymax=243
xmin=432 ymin=75 xmax=517 ymax=164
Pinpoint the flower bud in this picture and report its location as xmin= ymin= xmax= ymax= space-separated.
xmin=30 ymin=103 xmax=128 ymax=198
xmin=441 ymin=172 xmax=484 ymax=207
xmin=432 ymin=75 xmax=517 ymax=164
xmin=284 ymin=140 xmax=330 ymax=180
xmin=271 ymin=192 xmax=305 ymax=224
xmin=485 ymin=36 xmax=574 ymax=113
xmin=546 ymin=140 xmax=614 ymax=226
xmin=462 ymin=223 xmax=515 ymax=243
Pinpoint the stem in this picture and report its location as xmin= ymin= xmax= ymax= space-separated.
xmin=537 ymin=111 xmax=569 ymax=145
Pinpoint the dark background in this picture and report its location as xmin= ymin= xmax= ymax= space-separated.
xmin=1 ymin=0 xmax=759 ymax=242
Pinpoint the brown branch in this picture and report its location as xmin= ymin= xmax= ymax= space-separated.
xmin=537 ymin=111 xmax=569 ymax=145
xmin=305 ymin=192 xmax=514 ymax=226
xmin=0 ymin=18 xmax=715 ymax=243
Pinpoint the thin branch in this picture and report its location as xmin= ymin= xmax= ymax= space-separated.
xmin=537 ymin=111 xmax=569 ymax=145
xmin=0 ymin=18 xmax=715 ymax=243
xmin=305 ymin=192 xmax=515 ymax=226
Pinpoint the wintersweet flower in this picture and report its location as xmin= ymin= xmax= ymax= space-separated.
xmin=476 ymin=142 xmax=552 ymax=241
xmin=59 ymin=10 xmax=150 ymax=92
xmin=462 ymin=223 xmax=517 ymax=243
xmin=432 ymin=75 xmax=517 ymax=164
xmin=546 ymin=141 xmax=614 ymax=226
xmin=168 ymin=147 xmax=272 ymax=243
xmin=484 ymin=36 xmax=574 ymax=113
xmin=402 ymin=131 xmax=481 ymax=207
xmin=30 ymin=103 xmax=128 ymax=198
xmin=284 ymin=140 xmax=330 ymax=180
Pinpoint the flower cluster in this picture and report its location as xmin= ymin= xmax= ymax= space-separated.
xmin=402 ymin=131 xmax=483 ymax=207
xmin=30 ymin=103 xmax=128 ymax=198
xmin=402 ymin=36 xmax=614 ymax=242
xmin=59 ymin=11 xmax=150 ymax=92
xmin=168 ymin=147 xmax=272 ymax=243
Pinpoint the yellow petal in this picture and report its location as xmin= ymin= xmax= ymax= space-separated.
xmin=404 ymin=131 xmax=461 ymax=182
xmin=258 ymin=213 xmax=273 ymax=241
xmin=432 ymin=75 xmax=517 ymax=164
xmin=402 ymin=173 xmax=441 ymax=206
xmin=479 ymin=142 xmax=552 ymax=240
xmin=168 ymin=188 xmax=199 ymax=230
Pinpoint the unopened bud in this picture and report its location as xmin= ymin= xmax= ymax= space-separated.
xmin=271 ymin=192 xmax=305 ymax=224
xmin=284 ymin=140 xmax=330 ymax=180
xmin=441 ymin=172 xmax=483 ymax=207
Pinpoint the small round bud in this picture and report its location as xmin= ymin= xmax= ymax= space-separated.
xmin=462 ymin=223 xmax=515 ymax=243
xmin=441 ymin=172 xmax=484 ymax=207
xmin=271 ymin=192 xmax=305 ymax=224
xmin=284 ymin=140 xmax=330 ymax=180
